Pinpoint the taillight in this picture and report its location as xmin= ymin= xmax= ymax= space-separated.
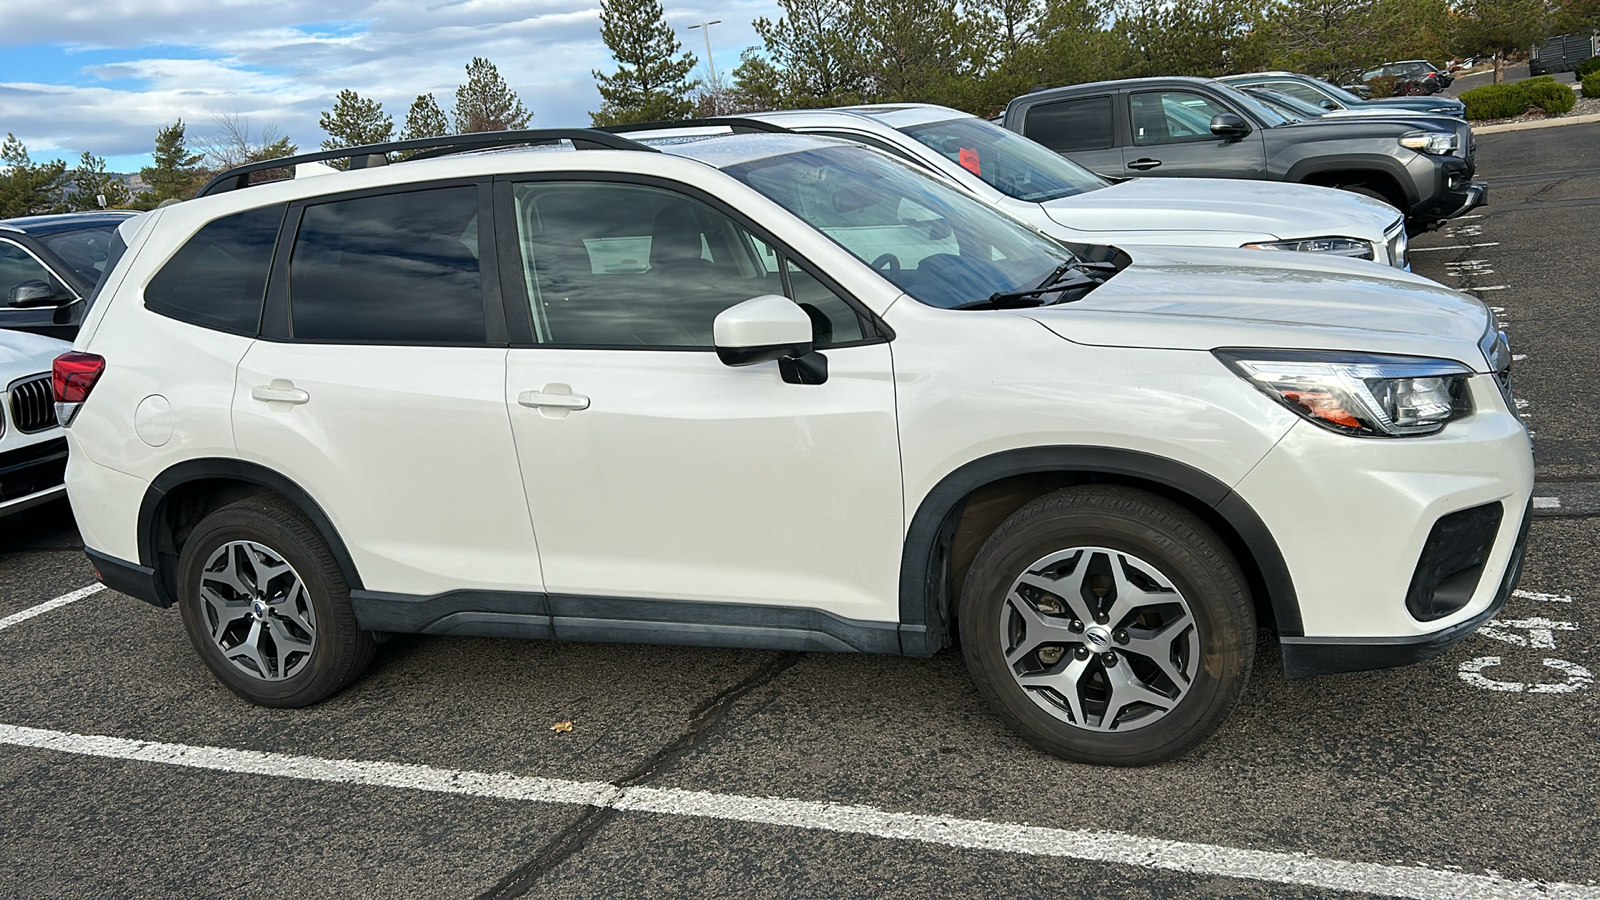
xmin=53 ymin=352 xmax=105 ymax=427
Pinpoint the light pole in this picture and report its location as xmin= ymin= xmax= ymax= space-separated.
xmin=687 ymin=20 xmax=722 ymax=114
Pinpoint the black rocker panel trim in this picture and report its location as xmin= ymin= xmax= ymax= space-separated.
xmin=137 ymin=459 xmax=366 ymax=608
xmin=349 ymin=589 xmax=900 ymax=654
xmin=897 ymin=446 xmax=1305 ymax=658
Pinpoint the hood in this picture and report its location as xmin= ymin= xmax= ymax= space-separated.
xmin=1020 ymin=245 xmax=1492 ymax=367
xmin=1043 ymin=177 xmax=1398 ymax=241
xmin=1355 ymin=96 xmax=1464 ymax=114
xmin=0 ymin=329 xmax=71 ymax=377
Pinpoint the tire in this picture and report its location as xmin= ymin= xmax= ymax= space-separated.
xmin=959 ymin=486 xmax=1254 ymax=766
xmin=176 ymin=497 xmax=375 ymax=707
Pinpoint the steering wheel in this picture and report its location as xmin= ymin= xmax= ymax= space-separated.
xmin=870 ymin=253 xmax=901 ymax=274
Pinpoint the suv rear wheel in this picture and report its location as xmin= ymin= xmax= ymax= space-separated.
xmin=959 ymin=486 xmax=1254 ymax=766
xmin=176 ymin=497 xmax=375 ymax=707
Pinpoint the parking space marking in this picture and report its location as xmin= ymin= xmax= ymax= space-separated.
xmin=0 ymin=584 xmax=104 ymax=633
xmin=3 ymin=723 xmax=1597 ymax=900
xmin=1410 ymin=242 xmax=1501 ymax=252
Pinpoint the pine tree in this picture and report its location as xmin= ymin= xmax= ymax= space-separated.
xmin=729 ymin=50 xmax=788 ymax=112
xmin=401 ymin=93 xmax=452 ymax=141
xmin=590 ymin=0 xmax=700 ymax=125
xmin=137 ymin=120 xmax=205 ymax=207
xmin=318 ymin=89 xmax=395 ymax=163
xmin=453 ymin=58 xmax=533 ymax=132
xmin=753 ymin=0 xmax=866 ymax=107
xmin=0 ymin=134 xmax=69 ymax=219
xmin=65 ymin=152 xmax=133 ymax=211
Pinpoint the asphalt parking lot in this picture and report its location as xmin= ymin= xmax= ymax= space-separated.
xmin=3 ymin=125 xmax=1599 ymax=899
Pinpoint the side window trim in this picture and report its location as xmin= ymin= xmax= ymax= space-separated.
xmin=262 ymin=177 xmax=506 ymax=346
xmin=0 ymin=237 xmax=79 ymax=304
xmin=491 ymin=171 xmax=893 ymax=348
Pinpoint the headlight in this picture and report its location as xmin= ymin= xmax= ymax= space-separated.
xmin=1215 ymin=350 xmax=1474 ymax=437
xmin=1241 ymin=237 xmax=1374 ymax=259
xmin=1399 ymin=131 xmax=1457 ymax=155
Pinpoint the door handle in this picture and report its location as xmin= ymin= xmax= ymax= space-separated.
xmin=251 ymin=380 xmax=310 ymax=405
xmin=518 ymin=384 xmax=590 ymax=418
xmin=1127 ymin=158 xmax=1162 ymax=171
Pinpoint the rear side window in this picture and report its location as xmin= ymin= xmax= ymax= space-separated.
xmin=1023 ymin=97 xmax=1114 ymax=153
xmin=145 ymin=205 xmax=282 ymax=335
xmin=289 ymin=186 xmax=485 ymax=344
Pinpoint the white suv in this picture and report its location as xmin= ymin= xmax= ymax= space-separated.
xmin=62 ymin=129 xmax=1531 ymax=766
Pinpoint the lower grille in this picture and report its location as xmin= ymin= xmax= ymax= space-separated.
xmin=1406 ymin=502 xmax=1503 ymax=621
xmin=8 ymin=375 xmax=55 ymax=434
xmin=0 ymin=437 xmax=67 ymax=503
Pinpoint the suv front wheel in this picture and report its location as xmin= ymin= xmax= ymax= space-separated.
xmin=176 ymin=498 xmax=375 ymax=707
xmin=960 ymin=486 xmax=1254 ymax=766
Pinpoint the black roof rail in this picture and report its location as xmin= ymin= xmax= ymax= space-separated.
xmin=599 ymin=117 xmax=793 ymax=136
xmin=194 ymin=128 xmax=659 ymax=198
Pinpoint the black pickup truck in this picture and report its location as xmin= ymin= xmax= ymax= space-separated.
xmin=1001 ymin=76 xmax=1485 ymax=230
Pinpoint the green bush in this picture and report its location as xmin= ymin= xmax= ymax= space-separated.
xmin=1575 ymin=55 xmax=1600 ymax=80
xmin=1524 ymin=75 xmax=1555 ymax=83
xmin=1461 ymin=83 xmax=1529 ymax=119
xmin=1584 ymin=72 xmax=1600 ymax=99
xmin=1522 ymin=78 xmax=1577 ymax=114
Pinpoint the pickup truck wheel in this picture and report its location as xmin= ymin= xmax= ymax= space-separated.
xmin=176 ymin=498 xmax=375 ymax=707
xmin=959 ymin=486 xmax=1254 ymax=766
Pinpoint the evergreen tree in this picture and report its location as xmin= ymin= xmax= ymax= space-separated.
xmin=845 ymin=0 xmax=981 ymax=105
xmin=65 ymin=152 xmax=133 ymax=211
xmin=136 ymin=120 xmax=205 ymax=208
xmin=454 ymin=58 xmax=533 ymax=132
xmin=318 ymin=89 xmax=395 ymax=165
xmin=753 ymin=0 xmax=864 ymax=107
xmin=590 ymin=0 xmax=700 ymax=125
xmin=1453 ymin=0 xmax=1550 ymax=82
xmin=0 ymin=134 xmax=68 ymax=219
xmin=729 ymin=50 xmax=788 ymax=112
xmin=401 ymin=93 xmax=452 ymax=141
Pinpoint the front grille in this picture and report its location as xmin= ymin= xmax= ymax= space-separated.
xmin=8 ymin=375 xmax=55 ymax=434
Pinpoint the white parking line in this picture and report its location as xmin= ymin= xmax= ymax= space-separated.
xmin=0 ymin=584 xmax=105 ymax=632
xmin=1410 ymin=242 xmax=1501 ymax=252
xmin=1 ymin=722 xmax=1595 ymax=900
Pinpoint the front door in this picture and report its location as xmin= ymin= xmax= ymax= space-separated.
xmin=498 ymin=178 xmax=904 ymax=625
xmin=1121 ymin=89 xmax=1267 ymax=179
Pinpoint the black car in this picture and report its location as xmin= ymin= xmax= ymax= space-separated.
xmin=0 ymin=211 xmax=136 ymax=340
xmin=1001 ymin=76 xmax=1485 ymax=230
xmin=1218 ymin=72 xmax=1465 ymax=119
xmin=1360 ymin=60 xmax=1450 ymax=94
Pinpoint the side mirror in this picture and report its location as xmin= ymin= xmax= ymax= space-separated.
xmin=8 ymin=280 xmax=68 ymax=309
xmin=713 ymin=295 xmax=828 ymax=385
xmin=1209 ymin=113 xmax=1251 ymax=139
xmin=1319 ymin=99 xmax=1338 ymax=111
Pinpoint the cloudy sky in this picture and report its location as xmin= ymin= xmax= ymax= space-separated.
xmin=0 ymin=0 xmax=777 ymax=173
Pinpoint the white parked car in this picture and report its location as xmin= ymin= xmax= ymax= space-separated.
xmin=0 ymin=328 xmax=70 ymax=517
xmin=619 ymin=105 xmax=1411 ymax=269
xmin=62 ymin=129 xmax=1530 ymax=766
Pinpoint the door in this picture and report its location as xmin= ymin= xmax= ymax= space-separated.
xmin=1120 ymin=89 xmax=1267 ymax=179
xmin=499 ymin=178 xmax=904 ymax=624
xmin=1018 ymin=94 xmax=1125 ymax=178
xmin=232 ymin=182 xmax=543 ymax=597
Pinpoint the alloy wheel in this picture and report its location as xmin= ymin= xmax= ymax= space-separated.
xmin=197 ymin=540 xmax=317 ymax=681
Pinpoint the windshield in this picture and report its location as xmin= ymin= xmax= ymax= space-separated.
xmin=1212 ymin=82 xmax=1296 ymax=128
xmin=723 ymin=145 xmax=1074 ymax=310
xmin=896 ymin=116 xmax=1108 ymax=203
xmin=1309 ymin=77 xmax=1370 ymax=107
xmin=38 ymin=224 xmax=118 ymax=284
xmin=1244 ymin=89 xmax=1323 ymax=121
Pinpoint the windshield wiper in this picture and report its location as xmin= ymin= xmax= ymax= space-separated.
xmin=953 ymin=259 xmax=1118 ymax=310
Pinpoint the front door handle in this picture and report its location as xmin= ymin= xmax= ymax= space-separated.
xmin=251 ymin=380 xmax=310 ymax=405
xmin=518 ymin=384 xmax=590 ymax=418
xmin=1127 ymin=158 xmax=1162 ymax=171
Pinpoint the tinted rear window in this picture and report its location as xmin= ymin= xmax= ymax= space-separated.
xmin=1023 ymin=97 xmax=1114 ymax=153
xmin=145 ymin=205 xmax=282 ymax=335
xmin=288 ymin=186 xmax=485 ymax=344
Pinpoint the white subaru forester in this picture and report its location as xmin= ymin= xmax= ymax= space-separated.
xmin=60 ymin=129 xmax=1531 ymax=766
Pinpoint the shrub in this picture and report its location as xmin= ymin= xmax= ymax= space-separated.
xmin=1575 ymin=55 xmax=1600 ymax=80
xmin=1366 ymin=74 xmax=1401 ymax=99
xmin=1522 ymin=78 xmax=1577 ymax=115
xmin=1461 ymin=83 xmax=1529 ymax=119
xmin=1584 ymin=72 xmax=1600 ymax=99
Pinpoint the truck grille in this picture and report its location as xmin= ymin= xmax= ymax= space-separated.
xmin=8 ymin=375 xmax=55 ymax=434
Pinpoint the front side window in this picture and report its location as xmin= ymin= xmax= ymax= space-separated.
xmin=898 ymin=116 xmax=1108 ymax=202
xmin=724 ymin=145 xmax=1073 ymax=310
xmin=1022 ymin=96 xmax=1115 ymax=154
xmin=1129 ymin=91 xmax=1234 ymax=145
xmin=1269 ymin=80 xmax=1339 ymax=109
xmin=512 ymin=181 xmax=859 ymax=348
xmin=0 ymin=241 xmax=65 ymax=304
xmin=146 ymin=204 xmax=282 ymax=335
xmin=289 ymin=186 xmax=484 ymax=344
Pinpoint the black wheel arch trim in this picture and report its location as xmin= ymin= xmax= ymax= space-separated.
xmin=896 ymin=446 xmax=1303 ymax=657
xmin=137 ymin=458 xmax=365 ymax=607
xmin=1284 ymin=155 xmax=1422 ymax=207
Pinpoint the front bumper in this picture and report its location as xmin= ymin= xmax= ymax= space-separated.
xmin=0 ymin=437 xmax=69 ymax=518
xmin=1411 ymin=171 xmax=1489 ymax=223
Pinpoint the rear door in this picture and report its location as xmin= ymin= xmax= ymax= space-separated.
xmin=232 ymin=181 xmax=543 ymax=598
xmin=1120 ymin=89 xmax=1267 ymax=179
xmin=1016 ymin=94 xmax=1124 ymax=178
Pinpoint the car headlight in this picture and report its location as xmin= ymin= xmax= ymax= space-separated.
xmin=1215 ymin=350 xmax=1474 ymax=437
xmin=1400 ymin=131 xmax=1457 ymax=155
xmin=1240 ymin=237 xmax=1375 ymax=259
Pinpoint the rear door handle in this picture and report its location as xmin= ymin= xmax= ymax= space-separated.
xmin=1127 ymin=158 xmax=1162 ymax=171
xmin=251 ymin=380 xmax=310 ymax=405
xmin=518 ymin=384 xmax=590 ymax=418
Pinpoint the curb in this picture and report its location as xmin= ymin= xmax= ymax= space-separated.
xmin=1475 ymin=112 xmax=1600 ymax=134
